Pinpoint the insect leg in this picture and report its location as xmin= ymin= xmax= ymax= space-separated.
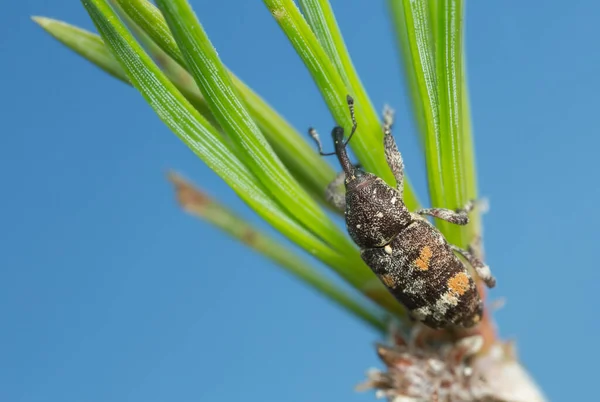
xmin=325 ymin=170 xmax=346 ymax=211
xmin=415 ymin=200 xmax=475 ymax=225
xmin=382 ymin=105 xmax=404 ymax=196
xmin=449 ymin=244 xmax=496 ymax=288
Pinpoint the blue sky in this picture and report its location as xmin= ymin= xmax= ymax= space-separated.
xmin=1 ymin=1 xmax=598 ymax=401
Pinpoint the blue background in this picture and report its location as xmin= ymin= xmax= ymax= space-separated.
xmin=1 ymin=1 xmax=597 ymax=401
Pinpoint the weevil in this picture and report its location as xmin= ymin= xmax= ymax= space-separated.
xmin=308 ymin=95 xmax=496 ymax=329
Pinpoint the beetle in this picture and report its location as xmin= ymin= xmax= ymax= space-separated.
xmin=308 ymin=95 xmax=496 ymax=328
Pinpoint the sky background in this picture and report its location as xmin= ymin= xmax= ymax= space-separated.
xmin=1 ymin=1 xmax=598 ymax=401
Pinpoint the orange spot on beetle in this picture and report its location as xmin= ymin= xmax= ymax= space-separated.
xmin=447 ymin=272 xmax=470 ymax=296
xmin=380 ymin=274 xmax=397 ymax=289
xmin=414 ymin=246 xmax=433 ymax=271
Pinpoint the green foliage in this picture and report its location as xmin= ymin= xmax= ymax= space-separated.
xmin=389 ymin=0 xmax=478 ymax=248
xmin=116 ymin=0 xmax=338 ymax=202
xmin=169 ymin=172 xmax=387 ymax=332
xmin=35 ymin=0 xmax=481 ymax=329
xmin=32 ymin=17 xmax=128 ymax=83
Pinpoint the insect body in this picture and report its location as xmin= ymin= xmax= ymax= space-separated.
xmin=309 ymin=96 xmax=496 ymax=328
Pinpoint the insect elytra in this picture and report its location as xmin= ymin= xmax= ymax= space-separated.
xmin=309 ymin=95 xmax=496 ymax=329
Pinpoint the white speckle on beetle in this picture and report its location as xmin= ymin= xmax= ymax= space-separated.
xmin=439 ymin=291 xmax=460 ymax=308
xmin=384 ymin=244 xmax=393 ymax=255
xmin=411 ymin=307 xmax=429 ymax=321
xmin=405 ymin=278 xmax=426 ymax=294
xmin=356 ymin=224 xmax=361 ymax=229
xmin=437 ymin=233 xmax=445 ymax=245
xmin=376 ymin=212 xmax=384 ymax=218
xmin=391 ymin=197 xmax=396 ymax=204
xmin=478 ymin=264 xmax=492 ymax=280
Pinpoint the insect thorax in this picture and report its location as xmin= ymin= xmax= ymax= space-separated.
xmin=344 ymin=172 xmax=412 ymax=248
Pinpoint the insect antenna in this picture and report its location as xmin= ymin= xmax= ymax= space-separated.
xmin=344 ymin=95 xmax=357 ymax=146
xmin=308 ymin=127 xmax=336 ymax=156
xmin=308 ymin=95 xmax=357 ymax=156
